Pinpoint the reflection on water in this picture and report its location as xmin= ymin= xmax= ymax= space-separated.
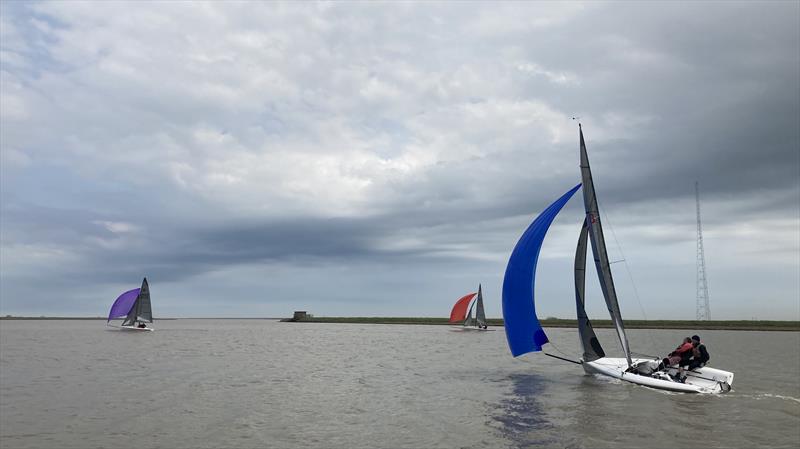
xmin=571 ymin=375 xmax=611 ymax=449
xmin=492 ymin=373 xmax=555 ymax=447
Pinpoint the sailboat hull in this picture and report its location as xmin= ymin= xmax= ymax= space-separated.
xmin=583 ymin=357 xmax=733 ymax=394
xmin=120 ymin=325 xmax=154 ymax=332
xmin=449 ymin=326 xmax=495 ymax=332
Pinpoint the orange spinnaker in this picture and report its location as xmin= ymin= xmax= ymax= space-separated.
xmin=449 ymin=292 xmax=478 ymax=323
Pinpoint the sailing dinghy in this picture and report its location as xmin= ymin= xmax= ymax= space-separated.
xmin=501 ymin=125 xmax=733 ymax=394
xmin=107 ymin=278 xmax=154 ymax=331
xmin=449 ymin=285 xmax=494 ymax=331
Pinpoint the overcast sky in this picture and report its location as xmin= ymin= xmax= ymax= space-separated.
xmin=1 ymin=1 xmax=798 ymax=320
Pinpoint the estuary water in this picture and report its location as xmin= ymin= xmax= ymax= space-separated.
xmin=1 ymin=320 xmax=798 ymax=449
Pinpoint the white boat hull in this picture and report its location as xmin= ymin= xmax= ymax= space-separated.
xmin=583 ymin=357 xmax=733 ymax=394
xmin=120 ymin=325 xmax=154 ymax=332
xmin=449 ymin=326 xmax=495 ymax=332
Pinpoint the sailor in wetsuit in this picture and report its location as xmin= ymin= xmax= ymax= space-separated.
xmin=687 ymin=335 xmax=710 ymax=370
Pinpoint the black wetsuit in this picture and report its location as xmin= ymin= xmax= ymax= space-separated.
xmin=688 ymin=344 xmax=710 ymax=370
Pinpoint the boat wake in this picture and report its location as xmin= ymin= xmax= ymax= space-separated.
xmin=729 ymin=393 xmax=800 ymax=404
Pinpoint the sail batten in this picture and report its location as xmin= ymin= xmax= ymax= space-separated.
xmin=579 ymin=125 xmax=632 ymax=366
xmin=502 ymin=184 xmax=581 ymax=357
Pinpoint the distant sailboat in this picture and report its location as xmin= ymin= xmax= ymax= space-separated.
xmin=107 ymin=278 xmax=154 ymax=331
xmin=501 ymin=125 xmax=733 ymax=393
xmin=449 ymin=285 xmax=493 ymax=331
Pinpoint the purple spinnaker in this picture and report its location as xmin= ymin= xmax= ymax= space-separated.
xmin=108 ymin=288 xmax=140 ymax=322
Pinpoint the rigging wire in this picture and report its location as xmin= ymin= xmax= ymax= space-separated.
xmin=597 ymin=199 xmax=662 ymax=354
xmin=547 ymin=338 xmax=581 ymax=363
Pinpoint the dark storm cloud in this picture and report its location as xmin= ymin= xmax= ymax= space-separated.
xmin=514 ymin=2 xmax=800 ymax=214
xmin=1 ymin=1 xmax=797 ymax=318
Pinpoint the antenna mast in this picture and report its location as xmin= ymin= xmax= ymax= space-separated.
xmin=695 ymin=182 xmax=711 ymax=320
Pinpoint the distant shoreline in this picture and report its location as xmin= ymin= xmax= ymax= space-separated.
xmin=278 ymin=317 xmax=800 ymax=331
xmin=1 ymin=316 xmax=797 ymax=331
xmin=0 ymin=317 xmax=274 ymax=321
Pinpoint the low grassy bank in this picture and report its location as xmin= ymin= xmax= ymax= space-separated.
xmin=0 ymin=316 xmax=109 ymax=320
xmin=284 ymin=316 xmax=800 ymax=331
xmin=3 ymin=316 xmax=796 ymax=331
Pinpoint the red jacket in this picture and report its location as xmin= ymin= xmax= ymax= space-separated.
xmin=672 ymin=342 xmax=693 ymax=356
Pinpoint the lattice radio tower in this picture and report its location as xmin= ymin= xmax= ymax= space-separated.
xmin=695 ymin=182 xmax=711 ymax=320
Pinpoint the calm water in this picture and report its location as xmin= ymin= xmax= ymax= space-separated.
xmin=1 ymin=320 xmax=798 ymax=449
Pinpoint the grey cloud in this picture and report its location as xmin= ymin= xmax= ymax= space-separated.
xmin=1 ymin=2 xmax=797 ymax=319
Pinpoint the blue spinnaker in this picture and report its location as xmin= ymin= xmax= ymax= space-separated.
xmin=503 ymin=184 xmax=581 ymax=357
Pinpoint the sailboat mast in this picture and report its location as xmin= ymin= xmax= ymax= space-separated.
xmin=579 ymin=124 xmax=632 ymax=367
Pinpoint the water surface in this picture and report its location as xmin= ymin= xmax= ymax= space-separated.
xmin=1 ymin=320 xmax=798 ymax=448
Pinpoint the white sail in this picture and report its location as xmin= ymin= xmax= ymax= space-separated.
xmin=464 ymin=300 xmax=475 ymax=327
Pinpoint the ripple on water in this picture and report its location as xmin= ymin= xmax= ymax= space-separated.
xmin=0 ymin=322 xmax=798 ymax=449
